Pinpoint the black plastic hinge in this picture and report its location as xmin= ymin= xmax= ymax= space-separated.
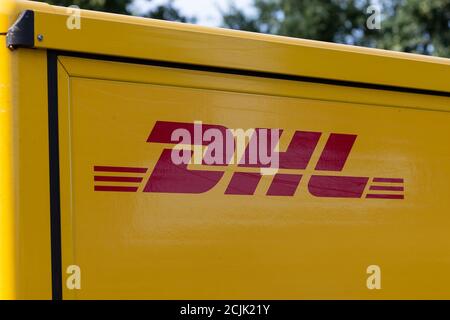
xmin=6 ymin=10 xmax=35 ymax=50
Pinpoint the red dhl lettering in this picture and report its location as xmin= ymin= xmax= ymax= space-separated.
xmin=93 ymin=121 xmax=405 ymax=199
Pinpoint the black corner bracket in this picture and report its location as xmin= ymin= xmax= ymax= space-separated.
xmin=6 ymin=10 xmax=35 ymax=50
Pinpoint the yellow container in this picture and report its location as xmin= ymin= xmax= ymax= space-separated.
xmin=1 ymin=0 xmax=449 ymax=300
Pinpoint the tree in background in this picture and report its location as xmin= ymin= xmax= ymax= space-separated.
xmin=36 ymin=0 xmax=194 ymax=22
xmin=144 ymin=0 xmax=196 ymax=23
xmin=223 ymin=0 xmax=369 ymax=44
xmin=222 ymin=0 xmax=450 ymax=57
xmin=369 ymin=0 xmax=449 ymax=57
xmin=36 ymin=0 xmax=132 ymax=14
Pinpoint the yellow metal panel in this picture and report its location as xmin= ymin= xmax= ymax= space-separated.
xmin=0 ymin=0 xmax=17 ymax=299
xmin=14 ymin=49 xmax=53 ymax=299
xmin=57 ymin=56 xmax=450 ymax=299
xmin=59 ymin=56 xmax=448 ymax=113
xmin=1 ymin=0 xmax=52 ymax=300
xmin=58 ymin=60 xmax=76 ymax=300
xmin=8 ymin=0 xmax=450 ymax=93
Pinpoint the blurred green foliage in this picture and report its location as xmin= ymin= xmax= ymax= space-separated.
xmin=36 ymin=0 xmax=133 ymax=14
xmin=36 ymin=0 xmax=195 ymax=22
xmin=371 ymin=0 xmax=449 ymax=57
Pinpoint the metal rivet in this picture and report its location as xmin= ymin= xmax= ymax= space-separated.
xmin=37 ymin=34 xmax=44 ymax=42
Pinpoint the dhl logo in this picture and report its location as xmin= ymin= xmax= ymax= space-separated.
xmin=93 ymin=121 xmax=405 ymax=199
